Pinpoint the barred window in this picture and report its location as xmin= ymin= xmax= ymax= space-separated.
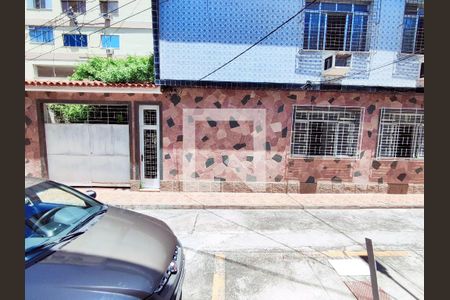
xmin=401 ymin=1 xmax=424 ymax=54
xmin=376 ymin=108 xmax=424 ymax=159
xmin=290 ymin=106 xmax=363 ymax=158
xmin=45 ymin=104 xmax=129 ymax=124
xmin=303 ymin=1 xmax=370 ymax=51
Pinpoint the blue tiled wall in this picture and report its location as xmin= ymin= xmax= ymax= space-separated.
xmin=157 ymin=0 xmax=423 ymax=88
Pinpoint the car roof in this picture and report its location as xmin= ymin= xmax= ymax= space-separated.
xmin=25 ymin=177 xmax=46 ymax=189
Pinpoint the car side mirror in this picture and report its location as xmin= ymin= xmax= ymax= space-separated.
xmin=85 ymin=190 xmax=97 ymax=199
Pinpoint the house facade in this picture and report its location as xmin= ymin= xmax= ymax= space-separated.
xmin=25 ymin=0 xmax=153 ymax=80
xmin=25 ymin=0 xmax=424 ymax=194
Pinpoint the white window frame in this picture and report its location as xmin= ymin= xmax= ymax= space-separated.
xmin=376 ymin=108 xmax=424 ymax=160
xmin=290 ymin=105 xmax=364 ymax=159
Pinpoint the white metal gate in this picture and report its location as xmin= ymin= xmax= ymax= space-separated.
xmin=44 ymin=104 xmax=130 ymax=186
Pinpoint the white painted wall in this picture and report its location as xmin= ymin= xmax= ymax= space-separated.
xmin=25 ymin=0 xmax=153 ymax=80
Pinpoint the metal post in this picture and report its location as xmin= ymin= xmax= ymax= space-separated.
xmin=365 ymin=238 xmax=380 ymax=300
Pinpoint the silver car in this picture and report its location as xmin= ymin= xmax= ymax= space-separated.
xmin=25 ymin=177 xmax=184 ymax=300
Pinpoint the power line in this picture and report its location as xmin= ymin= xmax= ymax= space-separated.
xmin=28 ymin=6 xmax=152 ymax=61
xmin=198 ymin=0 xmax=319 ymax=81
xmin=25 ymin=0 xmax=138 ymax=54
xmin=25 ymin=12 xmax=67 ymax=42
xmin=25 ymin=14 xmax=69 ymax=43
xmin=25 ymin=1 xmax=103 ymax=43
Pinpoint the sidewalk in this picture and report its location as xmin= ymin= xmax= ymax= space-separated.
xmin=83 ymin=188 xmax=424 ymax=209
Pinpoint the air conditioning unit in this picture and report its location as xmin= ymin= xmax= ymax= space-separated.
xmin=322 ymin=53 xmax=352 ymax=77
xmin=106 ymin=49 xmax=114 ymax=56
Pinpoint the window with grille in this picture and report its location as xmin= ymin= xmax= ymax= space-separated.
xmin=45 ymin=104 xmax=129 ymax=124
xmin=303 ymin=1 xmax=370 ymax=51
xmin=63 ymin=34 xmax=88 ymax=47
xmin=29 ymin=26 xmax=54 ymax=43
xmin=100 ymin=0 xmax=119 ymax=16
xmin=32 ymin=0 xmax=46 ymax=9
xmin=61 ymin=0 xmax=86 ymax=13
xmin=376 ymin=108 xmax=424 ymax=159
xmin=290 ymin=106 xmax=363 ymax=158
xmin=401 ymin=1 xmax=424 ymax=54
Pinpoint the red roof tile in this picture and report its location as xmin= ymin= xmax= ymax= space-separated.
xmin=25 ymin=80 xmax=156 ymax=88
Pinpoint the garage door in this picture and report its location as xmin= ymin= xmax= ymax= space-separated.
xmin=44 ymin=104 xmax=130 ymax=186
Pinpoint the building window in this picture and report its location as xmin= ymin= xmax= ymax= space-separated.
xmin=419 ymin=62 xmax=424 ymax=78
xmin=61 ymin=0 xmax=86 ymax=13
xmin=377 ymin=108 xmax=424 ymax=159
xmin=101 ymin=35 xmax=120 ymax=49
xmin=63 ymin=34 xmax=88 ymax=47
xmin=30 ymin=0 xmax=47 ymax=9
xmin=100 ymin=0 xmax=119 ymax=16
xmin=36 ymin=65 xmax=75 ymax=78
xmin=29 ymin=26 xmax=54 ymax=44
xmin=401 ymin=1 xmax=424 ymax=54
xmin=303 ymin=1 xmax=370 ymax=51
xmin=290 ymin=106 xmax=363 ymax=158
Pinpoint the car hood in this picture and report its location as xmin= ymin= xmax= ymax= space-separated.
xmin=26 ymin=206 xmax=178 ymax=299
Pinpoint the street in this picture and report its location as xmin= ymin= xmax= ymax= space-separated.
xmin=133 ymin=208 xmax=424 ymax=300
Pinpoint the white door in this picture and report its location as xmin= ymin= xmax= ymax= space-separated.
xmin=139 ymin=105 xmax=160 ymax=189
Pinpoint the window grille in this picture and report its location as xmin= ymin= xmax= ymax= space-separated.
xmin=144 ymin=110 xmax=157 ymax=126
xmin=290 ymin=106 xmax=363 ymax=158
xmin=303 ymin=1 xmax=370 ymax=51
xmin=61 ymin=0 xmax=86 ymax=13
xmin=45 ymin=104 xmax=129 ymax=124
xmin=63 ymin=34 xmax=88 ymax=47
xmin=29 ymin=26 xmax=54 ymax=44
xmin=376 ymin=108 xmax=424 ymax=159
xmin=401 ymin=0 xmax=424 ymax=54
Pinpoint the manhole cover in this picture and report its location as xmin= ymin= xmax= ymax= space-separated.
xmin=344 ymin=281 xmax=391 ymax=300
xmin=328 ymin=258 xmax=370 ymax=276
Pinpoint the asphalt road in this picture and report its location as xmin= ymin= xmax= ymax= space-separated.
xmin=133 ymin=208 xmax=424 ymax=300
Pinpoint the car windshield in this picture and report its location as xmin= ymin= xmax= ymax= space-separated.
xmin=25 ymin=181 xmax=105 ymax=261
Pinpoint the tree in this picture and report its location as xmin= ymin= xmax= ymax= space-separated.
xmin=70 ymin=55 xmax=154 ymax=83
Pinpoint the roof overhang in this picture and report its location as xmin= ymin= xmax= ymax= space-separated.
xmin=25 ymin=81 xmax=161 ymax=94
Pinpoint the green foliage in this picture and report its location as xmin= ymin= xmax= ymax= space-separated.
xmin=48 ymin=104 xmax=91 ymax=123
xmin=70 ymin=55 xmax=154 ymax=83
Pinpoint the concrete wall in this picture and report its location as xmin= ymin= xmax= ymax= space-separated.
xmin=25 ymin=87 xmax=424 ymax=193
xmin=158 ymin=0 xmax=424 ymax=88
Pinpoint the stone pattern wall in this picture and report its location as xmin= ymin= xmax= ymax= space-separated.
xmin=25 ymin=88 xmax=424 ymax=193
xmin=25 ymin=92 xmax=42 ymax=177
xmin=160 ymin=88 xmax=424 ymax=193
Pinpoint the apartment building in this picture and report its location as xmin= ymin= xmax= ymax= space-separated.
xmin=25 ymin=0 xmax=153 ymax=80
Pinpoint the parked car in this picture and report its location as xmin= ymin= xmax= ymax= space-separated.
xmin=25 ymin=177 xmax=184 ymax=300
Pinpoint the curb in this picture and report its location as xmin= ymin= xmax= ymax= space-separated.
xmin=111 ymin=204 xmax=424 ymax=210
